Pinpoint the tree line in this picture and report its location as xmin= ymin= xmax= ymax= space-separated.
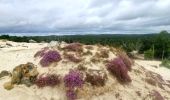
xmin=0 ymin=31 xmax=170 ymax=59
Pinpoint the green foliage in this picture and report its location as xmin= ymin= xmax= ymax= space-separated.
xmin=154 ymin=30 xmax=170 ymax=59
xmin=144 ymin=49 xmax=154 ymax=60
xmin=160 ymin=59 xmax=170 ymax=69
xmin=0 ymin=31 xmax=170 ymax=59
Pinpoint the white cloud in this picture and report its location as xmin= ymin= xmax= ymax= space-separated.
xmin=0 ymin=0 xmax=170 ymax=34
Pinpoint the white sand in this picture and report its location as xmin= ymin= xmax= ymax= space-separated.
xmin=135 ymin=60 xmax=170 ymax=80
xmin=0 ymin=41 xmax=170 ymax=100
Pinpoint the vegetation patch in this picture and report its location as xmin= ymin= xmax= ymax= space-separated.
xmin=63 ymin=43 xmax=83 ymax=52
xmin=106 ymin=57 xmax=131 ymax=83
xmin=34 ymin=47 xmax=49 ymax=58
xmin=85 ymin=70 xmax=107 ymax=86
xmin=35 ymin=74 xmax=61 ymax=87
xmin=64 ymin=70 xmax=84 ymax=100
xmin=40 ymin=50 xmax=61 ymax=67
xmin=117 ymin=51 xmax=134 ymax=71
xmin=150 ymin=90 xmax=164 ymax=100
xmin=160 ymin=59 xmax=170 ymax=69
xmin=64 ymin=53 xmax=82 ymax=63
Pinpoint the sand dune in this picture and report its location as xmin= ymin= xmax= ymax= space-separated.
xmin=0 ymin=41 xmax=170 ymax=100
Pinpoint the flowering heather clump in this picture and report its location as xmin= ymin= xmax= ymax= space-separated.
xmin=40 ymin=50 xmax=61 ymax=67
xmin=64 ymin=70 xmax=84 ymax=100
xmin=150 ymin=90 xmax=164 ymax=100
xmin=66 ymin=89 xmax=77 ymax=100
xmin=63 ymin=43 xmax=83 ymax=52
xmin=35 ymin=74 xmax=61 ymax=87
xmin=106 ymin=57 xmax=131 ymax=82
xmin=117 ymin=52 xmax=133 ymax=71
xmin=65 ymin=54 xmax=82 ymax=63
xmin=64 ymin=70 xmax=84 ymax=88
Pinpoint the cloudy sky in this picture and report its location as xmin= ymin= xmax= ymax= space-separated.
xmin=0 ymin=0 xmax=170 ymax=35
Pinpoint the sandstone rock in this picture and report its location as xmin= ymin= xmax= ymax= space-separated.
xmin=3 ymin=82 xmax=14 ymax=90
xmin=29 ymin=39 xmax=37 ymax=43
xmin=4 ymin=62 xmax=39 ymax=90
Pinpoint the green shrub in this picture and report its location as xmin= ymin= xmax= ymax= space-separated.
xmin=160 ymin=59 xmax=170 ymax=69
xmin=144 ymin=49 xmax=154 ymax=60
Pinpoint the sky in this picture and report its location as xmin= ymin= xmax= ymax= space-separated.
xmin=0 ymin=0 xmax=170 ymax=35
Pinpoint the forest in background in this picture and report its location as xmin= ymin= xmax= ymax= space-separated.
xmin=0 ymin=30 xmax=170 ymax=60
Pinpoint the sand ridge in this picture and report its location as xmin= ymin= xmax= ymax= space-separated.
xmin=0 ymin=41 xmax=170 ymax=100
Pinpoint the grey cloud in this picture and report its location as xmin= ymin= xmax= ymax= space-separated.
xmin=0 ymin=0 xmax=170 ymax=34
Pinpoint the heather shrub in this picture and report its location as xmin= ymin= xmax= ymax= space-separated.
xmin=106 ymin=57 xmax=131 ymax=82
xmin=64 ymin=70 xmax=84 ymax=100
xmin=117 ymin=52 xmax=133 ymax=70
xmin=34 ymin=49 xmax=47 ymax=58
xmin=64 ymin=70 xmax=84 ymax=88
xmin=85 ymin=72 xmax=107 ymax=86
xmin=66 ymin=89 xmax=77 ymax=100
xmin=64 ymin=54 xmax=82 ymax=63
xmin=35 ymin=74 xmax=61 ymax=87
xmin=40 ymin=50 xmax=61 ymax=67
xmin=63 ymin=43 xmax=83 ymax=52
xmin=150 ymin=90 xmax=164 ymax=100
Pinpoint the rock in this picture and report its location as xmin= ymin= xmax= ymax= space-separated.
xmin=11 ymin=65 xmax=22 ymax=84
xmin=48 ymin=41 xmax=60 ymax=47
xmin=4 ymin=62 xmax=39 ymax=90
xmin=0 ymin=44 xmax=6 ymax=48
xmin=29 ymin=39 xmax=37 ymax=43
xmin=21 ymin=78 xmax=32 ymax=87
xmin=6 ymin=43 xmax=13 ymax=46
xmin=3 ymin=82 xmax=14 ymax=90
xmin=0 ymin=70 xmax=11 ymax=78
xmin=41 ymin=41 xmax=46 ymax=43
xmin=128 ymin=51 xmax=144 ymax=60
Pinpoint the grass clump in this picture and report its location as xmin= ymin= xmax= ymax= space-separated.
xmin=85 ymin=71 xmax=107 ymax=86
xmin=64 ymin=54 xmax=82 ymax=63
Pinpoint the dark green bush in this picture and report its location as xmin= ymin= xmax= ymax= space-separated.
xmin=144 ymin=49 xmax=154 ymax=60
xmin=160 ymin=59 xmax=170 ymax=69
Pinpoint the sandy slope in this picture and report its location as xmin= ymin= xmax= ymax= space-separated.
xmin=0 ymin=41 xmax=170 ymax=100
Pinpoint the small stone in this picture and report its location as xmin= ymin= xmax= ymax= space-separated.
xmin=3 ymin=82 xmax=14 ymax=90
xmin=29 ymin=39 xmax=37 ymax=43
